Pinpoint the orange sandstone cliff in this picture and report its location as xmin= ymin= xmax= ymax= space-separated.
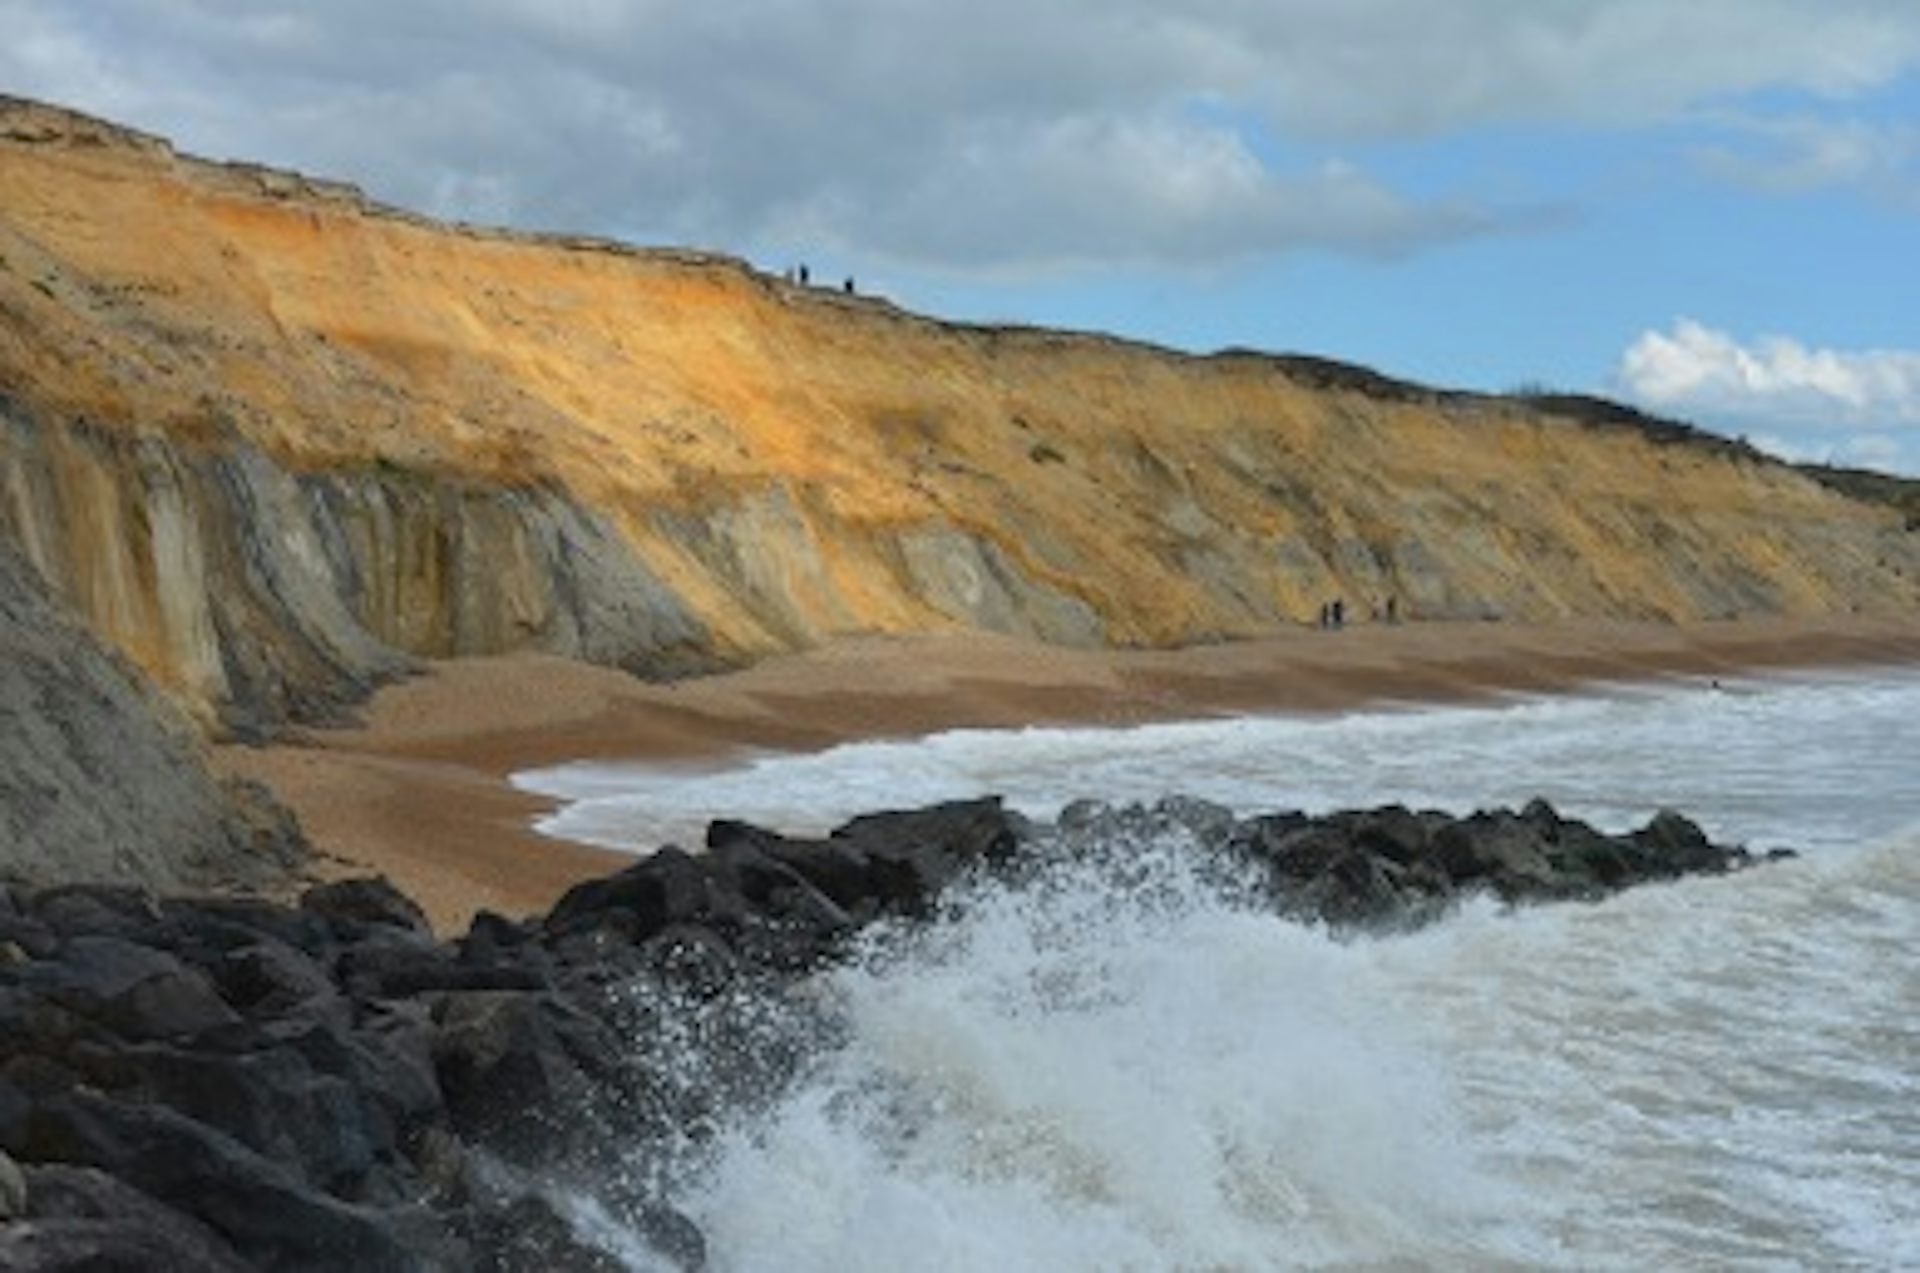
xmin=2 ymin=96 xmax=1916 ymax=737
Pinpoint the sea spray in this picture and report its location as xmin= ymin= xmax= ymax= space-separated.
xmin=571 ymin=823 xmax=1920 ymax=1270
xmin=507 ymin=669 xmax=1920 ymax=1267
xmin=629 ymin=829 xmax=1541 ymax=1271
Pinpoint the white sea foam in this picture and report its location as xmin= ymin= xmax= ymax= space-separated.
xmin=529 ymin=667 xmax=1920 ymax=1269
xmin=633 ymin=829 xmax=1920 ymax=1270
xmin=518 ymin=667 xmax=1920 ymax=855
xmin=671 ymin=843 xmax=1543 ymax=1271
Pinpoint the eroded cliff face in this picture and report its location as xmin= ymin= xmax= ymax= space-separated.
xmin=0 ymin=538 xmax=300 ymax=887
xmin=0 ymin=406 xmax=710 ymax=735
xmin=2 ymin=97 xmax=1916 ymax=733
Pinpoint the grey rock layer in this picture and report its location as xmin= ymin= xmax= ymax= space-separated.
xmin=0 ymin=538 xmax=300 ymax=891
xmin=0 ymin=405 xmax=716 ymax=740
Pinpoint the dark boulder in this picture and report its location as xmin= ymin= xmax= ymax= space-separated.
xmin=821 ymin=797 xmax=1023 ymax=913
xmin=62 ymin=1038 xmax=396 ymax=1194
xmin=0 ymin=793 xmax=1777 ymax=1270
xmin=706 ymin=797 xmax=1024 ymax=922
xmin=0 ymin=1146 xmax=24 ymax=1218
xmin=261 ymin=1007 xmax=444 ymax=1141
xmin=215 ymin=938 xmax=339 ymax=1016
xmin=301 ymin=876 xmax=433 ymax=938
xmin=1214 ymin=799 xmax=1764 ymax=927
xmin=19 ymin=1088 xmax=463 ymax=1271
xmin=1632 ymin=809 xmax=1737 ymax=877
xmin=1431 ymin=811 xmax=1562 ymax=898
xmin=28 ymin=886 xmax=162 ymax=941
xmin=545 ymin=846 xmax=731 ymax=941
xmin=430 ymin=990 xmax=624 ymax=1160
xmin=338 ymin=937 xmax=551 ymax=999
xmin=166 ymin=895 xmax=340 ymax=956
xmin=2 ymin=1162 xmax=253 ymax=1271
xmin=16 ymin=935 xmax=238 ymax=1041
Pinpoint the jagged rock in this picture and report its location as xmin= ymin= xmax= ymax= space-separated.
xmin=258 ymin=1007 xmax=444 ymax=1145
xmin=28 ymin=886 xmax=163 ymax=940
xmin=0 ymin=794 xmax=1775 ymax=1269
xmin=12 ymin=935 xmax=239 ymax=1041
xmin=162 ymin=895 xmax=340 ymax=957
xmin=0 ymin=1145 xmax=25 ymax=1218
xmin=215 ymin=939 xmax=339 ymax=1016
xmin=546 ymin=846 xmax=729 ymax=941
xmin=19 ymin=1088 xmax=463 ymax=1271
xmin=429 ymin=991 xmax=621 ymax=1160
xmin=3 ymin=1163 xmax=253 ymax=1272
xmin=301 ymin=876 xmax=433 ymax=938
xmin=819 ymin=797 xmax=1025 ymax=913
xmin=61 ymin=1038 xmax=396 ymax=1194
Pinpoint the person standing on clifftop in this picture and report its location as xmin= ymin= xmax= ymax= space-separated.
xmin=798 ymin=264 xmax=810 ymax=285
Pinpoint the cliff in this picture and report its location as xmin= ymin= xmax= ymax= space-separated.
xmin=0 ymin=537 xmax=300 ymax=889
xmin=2 ymin=96 xmax=1916 ymax=735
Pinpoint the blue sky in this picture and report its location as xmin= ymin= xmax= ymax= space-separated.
xmin=4 ymin=1 xmax=1918 ymax=472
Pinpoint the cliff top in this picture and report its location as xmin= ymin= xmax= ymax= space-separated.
xmin=0 ymin=92 xmax=1789 ymax=475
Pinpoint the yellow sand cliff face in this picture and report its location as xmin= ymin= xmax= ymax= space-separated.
xmin=2 ymin=98 xmax=1916 ymax=728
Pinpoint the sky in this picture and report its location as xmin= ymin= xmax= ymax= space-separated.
xmin=3 ymin=1 xmax=1918 ymax=473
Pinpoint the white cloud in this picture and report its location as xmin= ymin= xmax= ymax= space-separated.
xmin=1619 ymin=319 xmax=1920 ymax=429
xmin=825 ymin=117 xmax=1503 ymax=271
xmin=1749 ymin=430 xmax=1910 ymax=474
xmin=3 ymin=2 xmax=1920 ymax=270
xmin=1696 ymin=114 xmax=1920 ymax=197
xmin=1748 ymin=432 xmax=1821 ymax=464
xmin=1838 ymin=433 xmax=1906 ymax=469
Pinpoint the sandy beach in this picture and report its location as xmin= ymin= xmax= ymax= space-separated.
xmin=214 ymin=617 xmax=1920 ymax=933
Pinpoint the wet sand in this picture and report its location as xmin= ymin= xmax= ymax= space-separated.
xmin=214 ymin=617 xmax=1920 ymax=933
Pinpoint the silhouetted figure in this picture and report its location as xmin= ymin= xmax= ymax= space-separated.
xmin=843 ymin=277 xmax=855 ymax=294
xmin=1385 ymin=595 xmax=1398 ymax=624
xmin=799 ymin=264 xmax=810 ymax=285
xmin=1331 ymin=598 xmax=1345 ymax=629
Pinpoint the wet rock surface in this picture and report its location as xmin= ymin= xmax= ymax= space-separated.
xmin=0 ymin=795 xmax=1777 ymax=1268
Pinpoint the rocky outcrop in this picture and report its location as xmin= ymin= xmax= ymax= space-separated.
xmin=1047 ymin=795 xmax=1783 ymax=929
xmin=0 ymin=794 xmax=1772 ymax=1268
xmin=0 ymin=537 xmax=301 ymax=891
xmin=2 ymin=96 xmax=1917 ymax=734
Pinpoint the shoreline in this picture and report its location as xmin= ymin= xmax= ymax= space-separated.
xmin=214 ymin=616 xmax=1920 ymax=933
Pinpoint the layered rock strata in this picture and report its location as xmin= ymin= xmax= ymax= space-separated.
xmin=3 ymin=96 xmax=1916 ymax=735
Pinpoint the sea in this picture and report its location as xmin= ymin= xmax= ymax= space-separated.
xmin=515 ymin=667 xmax=1920 ymax=1271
